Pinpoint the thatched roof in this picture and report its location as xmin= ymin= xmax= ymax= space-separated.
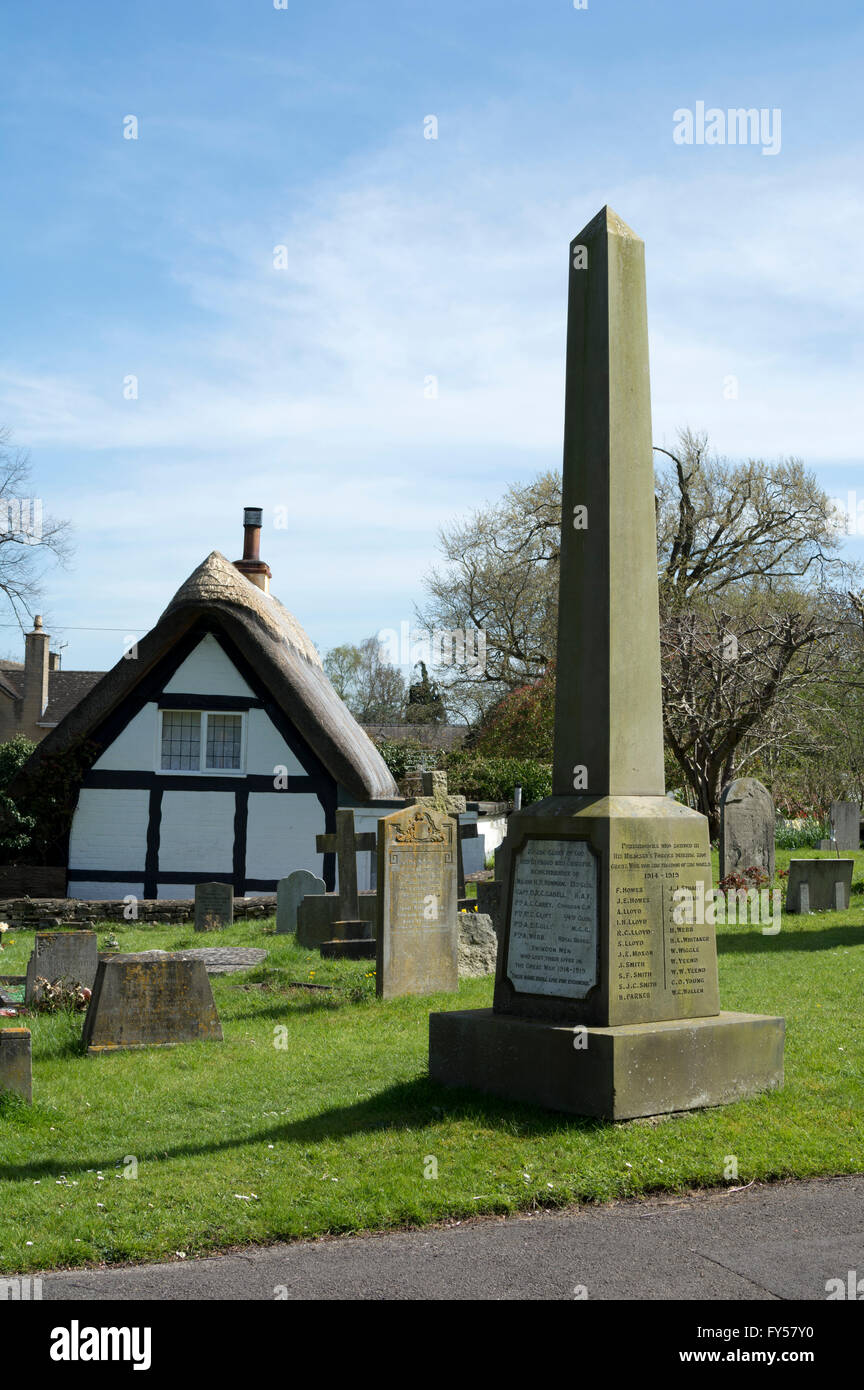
xmin=17 ymin=551 xmax=399 ymax=801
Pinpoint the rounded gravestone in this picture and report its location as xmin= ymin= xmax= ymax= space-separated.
xmin=719 ymin=778 xmax=775 ymax=881
xmin=277 ymin=871 xmax=325 ymax=935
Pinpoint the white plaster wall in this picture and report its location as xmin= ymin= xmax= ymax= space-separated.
xmin=478 ymin=813 xmax=508 ymax=856
xmin=162 ymin=633 xmax=254 ymax=697
xmin=158 ymin=790 xmax=236 ymax=873
xmin=68 ymin=788 xmax=151 ymax=873
xmin=245 ymin=791 xmax=325 ymax=881
xmin=92 ymin=704 xmax=158 ymax=770
xmin=246 ymin=708 xmax=305 ymax=776
xmin=351 ymin=805 xmax=391 ymax=891
xmin=71 ymin=882 xmax=144 ymax=902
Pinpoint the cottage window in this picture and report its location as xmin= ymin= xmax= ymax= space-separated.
xmin=160 ymin=710 xmax=245 ymax=773
xmin=205 ymin=713 xmax=243 ymax=770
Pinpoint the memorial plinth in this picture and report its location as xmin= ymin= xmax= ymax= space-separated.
xmin=428 ymin=207 xmax=784 ymax=1118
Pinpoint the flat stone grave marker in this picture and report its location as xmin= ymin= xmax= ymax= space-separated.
xmin=125 ymin=947 xmax=267 ymax=975
xmin=194 ymin=881 xmax=234 ymax=932
xmin=376 ymin=806 xmax=458 ymax=999
xmin=830 ymin=801 xmax=860 ymax=852
xmin=277 ymin=870 xmax=325 ymax=935
xmin=25 ymin=930 xmax=99 ymax=1003
xmin=0 ymin=1028 xmax=31 ymax=1102
xmin=719 ymin=778 xmax=775 ymax=881
xmin=785 ymin=859 xmax=853 ymax=913
xmin=82 ymin=953 xmax=223 ymax=1054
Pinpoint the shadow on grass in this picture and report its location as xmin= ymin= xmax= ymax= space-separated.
xmin=717 ymin=923 xmax=864 ymax=954
xmin=0 ymin=1076 xmax=598 ymax=1182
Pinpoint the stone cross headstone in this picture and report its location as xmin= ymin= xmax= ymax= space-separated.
xmin=429 ymin=207 xmax=784 ymax=1119
xmin=194 ymin=881 xmax=233 ymax=933
xmin=376 ymin=806 xmax=458 ymax=998
xmin=276 ymin=870 xmax=325 ymax=935
xmin=25 ymin=930 xmax=99 ymax=1003
xmin=719 ymin=778 xmax=776 ymax=880
xmin=82 ymin=954 xmax=223 ymax=1053
xmin=316 ymin=809 xmax=377 ymax=923
xmin=830 ymin=801 xmax=860 ymax=852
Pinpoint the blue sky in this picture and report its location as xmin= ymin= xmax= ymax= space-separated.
xmin=1 ymin=0 xmax=862 ymax=670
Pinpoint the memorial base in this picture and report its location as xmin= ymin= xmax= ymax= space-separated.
xmin=319 ymin=939 xmax=376 ymax=960
xmin=429 ymin=1009 xmax=784 ymax=1121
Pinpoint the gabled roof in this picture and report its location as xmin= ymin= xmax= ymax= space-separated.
xmin=17 ymin=551 xmax=399 ymax=801
xmin=0 ymin=665 xmax=103 ymax=719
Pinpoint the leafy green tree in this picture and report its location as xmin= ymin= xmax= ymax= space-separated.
xmin=0 ymin=736 xmax=37 ymax=855
xmin=469 ymin=665 xmax=555 ymax=760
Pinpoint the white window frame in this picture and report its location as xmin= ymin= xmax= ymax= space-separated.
xmin=157 ymin=709 xmax=247 ymax=776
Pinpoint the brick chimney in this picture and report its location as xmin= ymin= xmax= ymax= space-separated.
xmin=233 ymin=506 xmax=272 ymax=594
xmin=23 ymin=615 xmax=50 ymax=728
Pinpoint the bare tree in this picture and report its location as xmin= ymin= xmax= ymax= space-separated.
xmin=419 ymin=471 xmax=560 ymax=720
xmin=421 ymin=430 xmax=854 ymax=831
xmin=323 ymin=636 xmax=407 ymax=724
xmin=0 ymin=429 xmax=72 ymax=626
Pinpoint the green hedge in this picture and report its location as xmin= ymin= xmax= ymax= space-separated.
xmin=443 ymin=753 xmax=552 ymax=805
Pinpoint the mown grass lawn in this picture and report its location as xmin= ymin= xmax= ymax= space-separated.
xmin=1 ymin=854 xmax=863 ymax=1274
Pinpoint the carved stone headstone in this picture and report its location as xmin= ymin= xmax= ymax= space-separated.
xmin=376 ymin=806 xmax=458 ymax=998
xmin=276 ymin=871 xmax=325 ymax=935
xmin=82 ymin=954 xmax=223 ymax=1053
xmin=25 ymin=931 xmax=99 ymax=1003
xmin=194 ymin=882 xmax=233 ymax=933
xmin=719 ymin=779 xmax=775 ymax=880
xmin=429 ymin=207 xmax=784 ymax=1119
xmin=830 ymin=801 xmax=860 ymax=853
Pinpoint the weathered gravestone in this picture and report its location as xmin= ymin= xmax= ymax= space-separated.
xmin=194 ymin=881 xmax=233 ymax=932
xmin=785 ymin=859 xmax=853 ymax=913
xmin=0 ymin=1027 xmax=31 ymax=1102
xmin=376 ymin=806 xmax=458 ymax=998
xmin=458 ymin=912 xmax=497 ymax=977
xmin=719 ymin=778 xmax=776 ymax=881
xmin=82 ymin=954 xmax=223 ymax=1054
xmin=830 ymin=801 xmax=860 ymax=853
xmin=276 ymin=870 xmax=325 ymax=935
xmin=409 ymin=770 xmax=482 ymax=890
xmin=429 ymin=207 xmax=784 ymax=1119
xmin=25 ymin=930 xmax=99 ymax=1004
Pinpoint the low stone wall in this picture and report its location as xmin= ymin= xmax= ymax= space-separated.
xmin=0 ymin=896 xmax=277 ymax=930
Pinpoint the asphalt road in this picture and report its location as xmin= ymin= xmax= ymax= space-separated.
xmin=40 ymin=1174 xmax=864 ymax=1300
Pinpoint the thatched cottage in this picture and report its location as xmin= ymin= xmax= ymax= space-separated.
xmin=17 ymin=510 xmax=400 ymax=899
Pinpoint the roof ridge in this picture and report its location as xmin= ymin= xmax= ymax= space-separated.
xmin=161 ymin=550 xmax=323 ymax=669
